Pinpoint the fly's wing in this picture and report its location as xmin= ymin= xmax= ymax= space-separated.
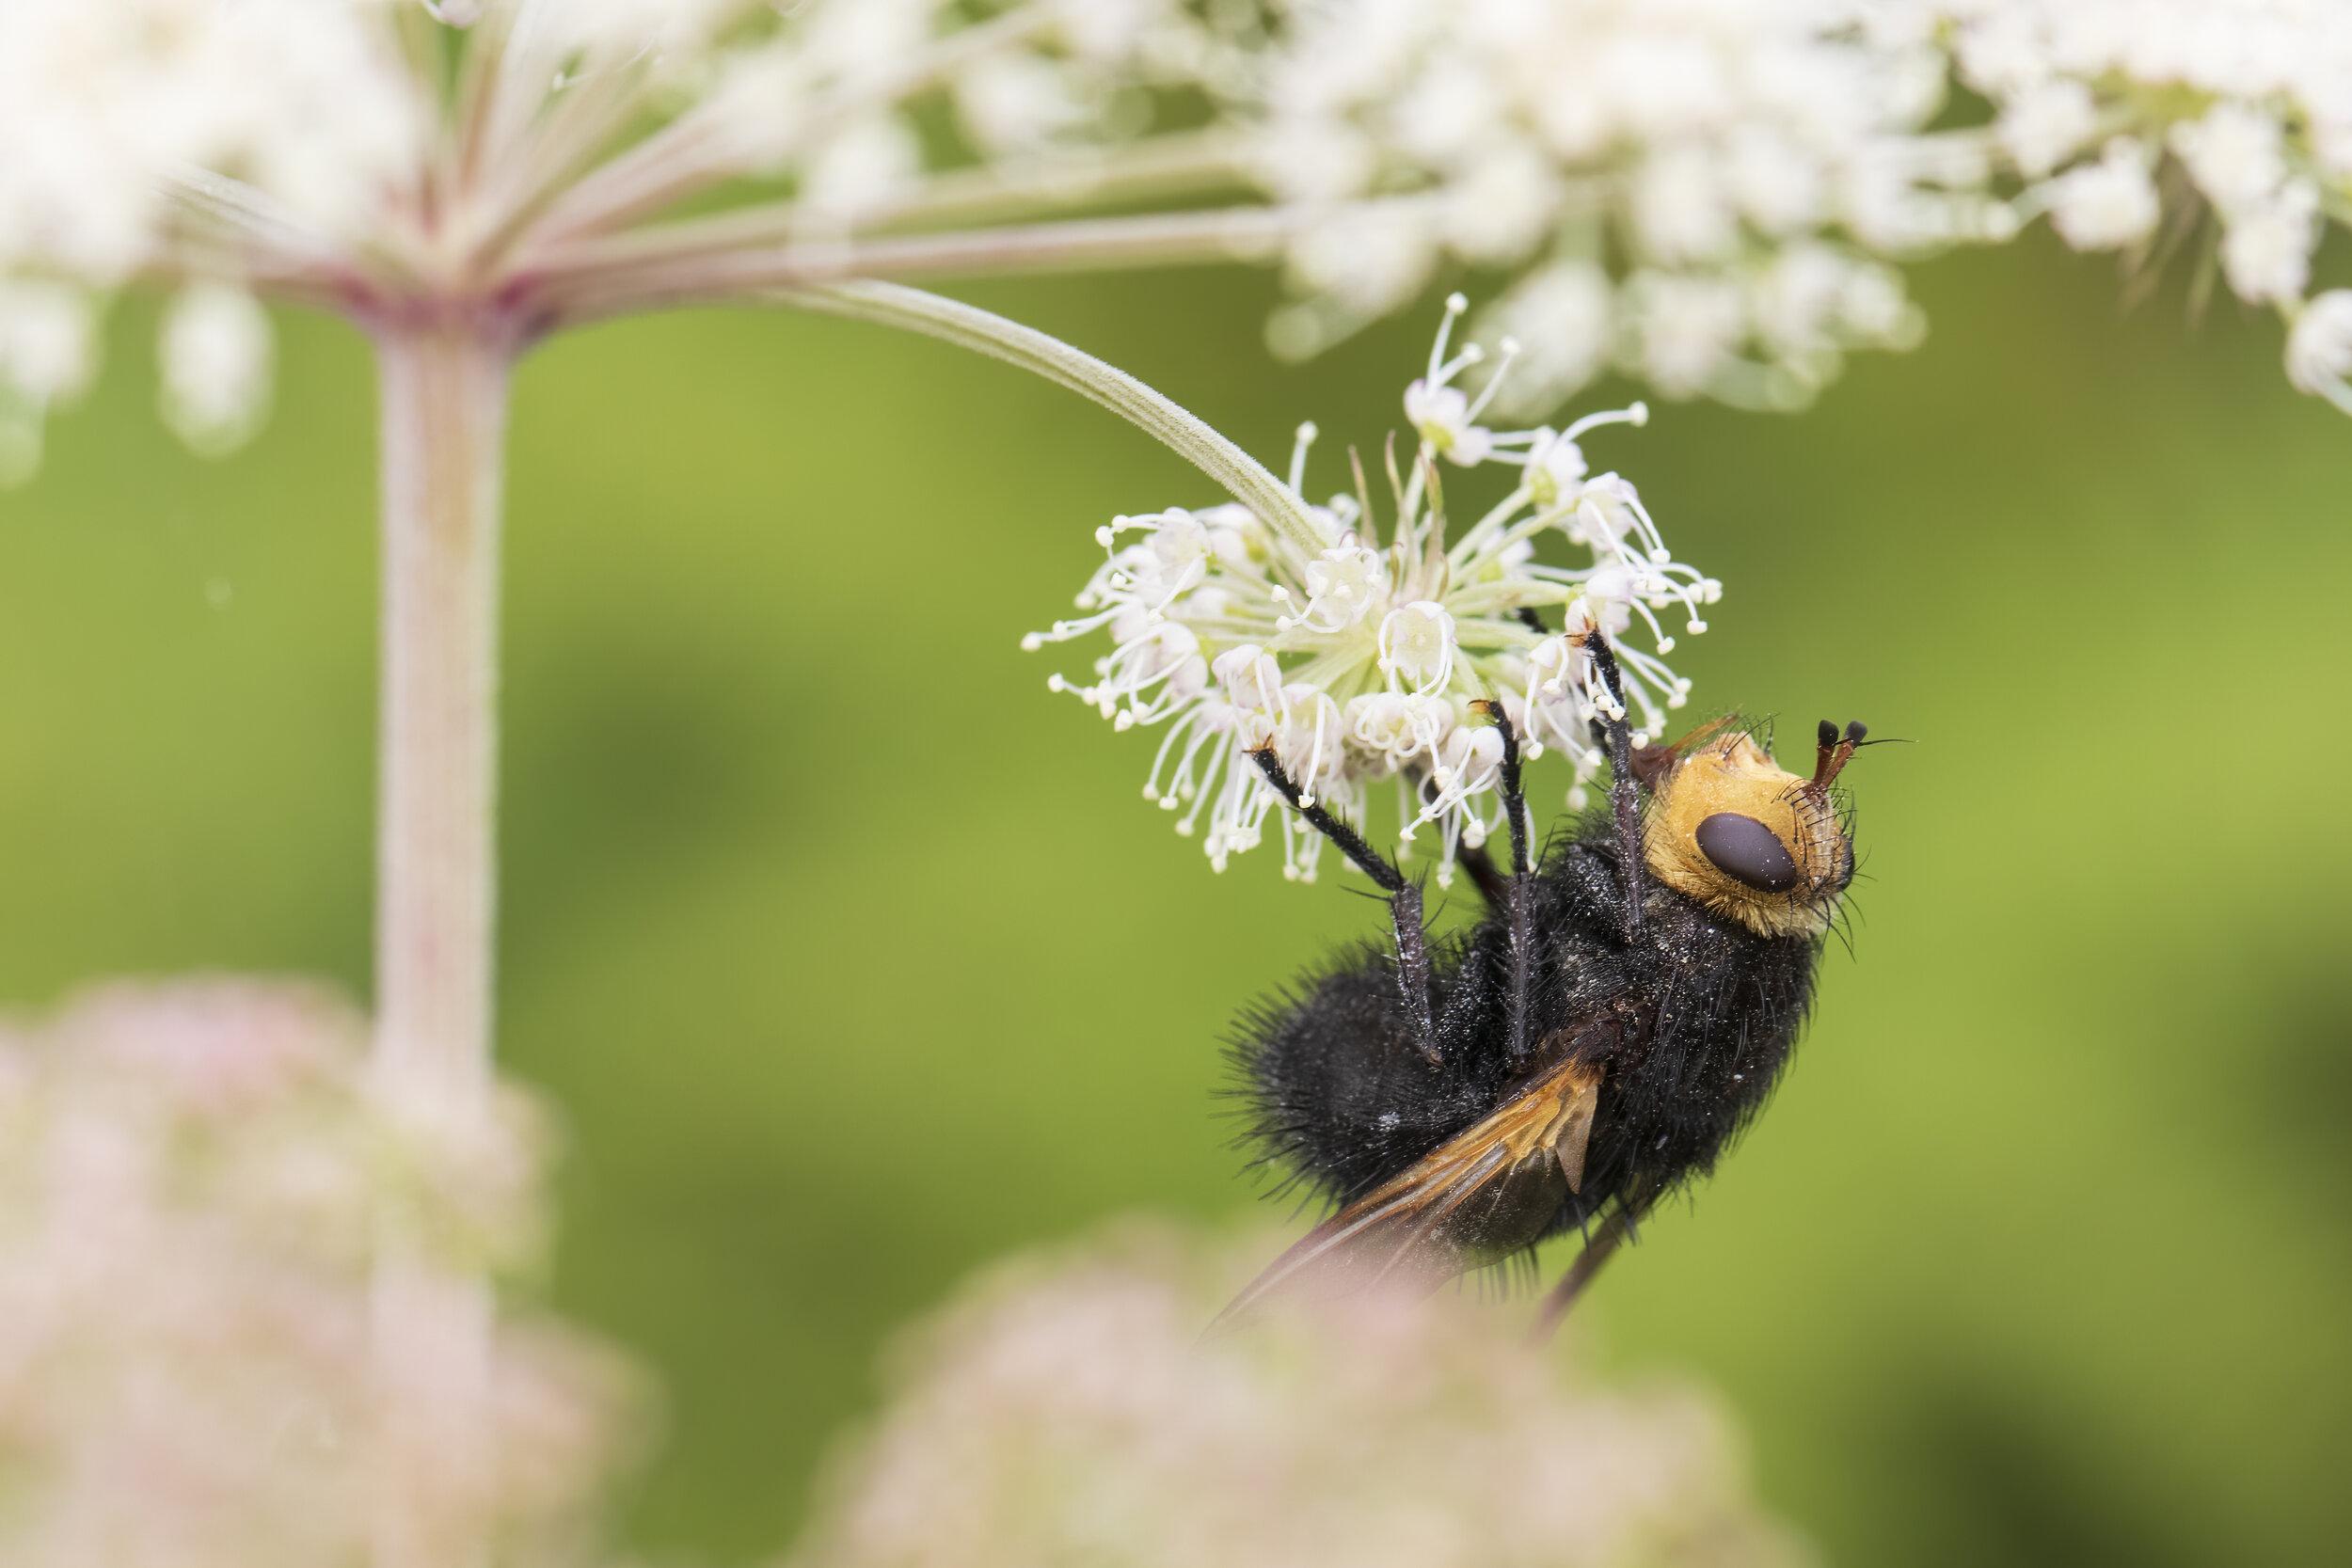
xmin=1215 ymin=1054 xmax=1604 ymax=1327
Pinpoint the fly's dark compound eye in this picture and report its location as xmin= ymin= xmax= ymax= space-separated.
xmin=1694 ymin=813 xmax=1800 ymax=894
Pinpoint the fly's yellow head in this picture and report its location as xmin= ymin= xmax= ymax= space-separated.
xmin=1642 ymin=721 xmax=1863 ymax=940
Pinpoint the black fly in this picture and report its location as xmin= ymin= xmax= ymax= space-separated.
xmin=1223 ymin=630 xmax=1867 ymax=1332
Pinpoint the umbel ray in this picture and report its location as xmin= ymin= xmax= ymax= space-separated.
xmin=1224 ymin=629 xmax=1869 ymax=1333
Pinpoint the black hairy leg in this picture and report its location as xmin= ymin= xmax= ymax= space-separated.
xmin=1249 ymin=749 xmax=1437 ymax=1065
xmin=1583 ymin=630 xmax=1646 ymax=943
xmin=1469 ymin=701 xmax=1536 ymax=1068
xmin=1532 ymin=1211 xmax=1629 ymax=1339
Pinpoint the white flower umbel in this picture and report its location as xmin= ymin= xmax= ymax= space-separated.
xmin=1242 ymin=0 xmax=1997 ymax=411
xmin=1029 ymin=298 xmax=1718 ymax=884
xmin=0 ymin=0 xmax=1264 ymax=478
xmin=1933 ymin=0 xmax=2352 ymax=409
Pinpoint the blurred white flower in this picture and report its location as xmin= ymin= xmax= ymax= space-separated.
xmin=0 ymin=0 xmax=1224 ymax=480
xmin=0 ymin=279 xmax=96 ymax=482
xmin=1997 ymin=78 xmax=2096 ymax=179
xmin=1626 ymin=272 xmax=1749 ymax=402
xmin=1749 ymin=244 xmax=1922 ymax=383
xmin=1027 ymin=301 xmax=1714 ymax=881
xmin=2286 ymin=290 xmax=2352 ymax=411
xmin=787 ymin=1221 xmax=1812 ymax=1568
xmin=1635 ymin=144 xmax=1740 ymax=266
xmin=2046 ymin=140 xmax=2161 ymax=252
xmin=957 ymin=52 xmax=1092 ymax=157
xmin=12 ymin=0 xmax=2352 ymax=465
xmin=1247 ymin=0 xmax=1988 ymax=409
xmin=2171 ymin=103 xmax=2285 ymax=212
xmin=0 ymin=0 xmax=421 ymax=277
xmin=0 ymin=0 xmax=420 ymax=468
xmin=1937 ymin=0 xmax=2352 ymax=404
xmin=2220 ymin=180 xmax=2320 ymax=305
xmin=0 ymin=280 xmax=95 ymax=404
xmin=0 ymin=978 xmax=644 ymax=1568
xmin=160 ymin=285 xmax=273 ymax=455
xmin=1483 ymin=264 xmax=1614 ymax=412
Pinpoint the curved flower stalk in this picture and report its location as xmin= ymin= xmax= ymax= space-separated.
xmin=787 ymin=1220 xmax=1810 ymax=1568
xmin=1923 ymin=0 xmax=2352 ymax=411
xmin=1027 ymin=297 xmax=1719 ymax=883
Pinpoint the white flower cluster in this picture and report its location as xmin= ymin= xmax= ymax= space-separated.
xmin=0 ymin=0 xmax=419 ymax=479
xmin=1028 ymin=299 xmax=1718 ymax=883
xmin=1931 ymin=0 xmax=2352 ymax=411
xmin=0 ymin=979 xmax=640 ymax=1567
xmin=788 ymin=1222 xmax=1808 ymax=1568
xmin=1233 ymin=0 xmax=2003 ymax=413
xmin=15 ymin=0 xmax=2352 ymax=477
xmin=0 ymin=0 xmax=1210 ymax=481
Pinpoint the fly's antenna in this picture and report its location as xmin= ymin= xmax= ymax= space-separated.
xmin=1807 ymin=720 xmax=1867 ymax=793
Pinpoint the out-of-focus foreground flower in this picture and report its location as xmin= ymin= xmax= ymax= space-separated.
xmin=788 ymin=1221 xmax=1809 ymax=1568
xmin=0 ymin=978 xmax=640 ymax=1568
xmin=1028 ymin=298 xmax=1716 ymax=880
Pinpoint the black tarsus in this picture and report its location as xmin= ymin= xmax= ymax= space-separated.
xmin=1248 ymin=748 xmax=1400 ymax=892
xmin=1486 ymin=704 xmax=1532 ymax=879
xmin=1250 ymin=749 xmax=1439 ymax=1066
xmin=1471 ymin=701 xmax=1538 ymax=1067
xmin=1583 ymin=631 xmax=1646 ymax=943
xmin=1533 ymin=1210 xmax=1630 ymax=1340
xmin=1516 ymin=606 xmax=1549 ymax=636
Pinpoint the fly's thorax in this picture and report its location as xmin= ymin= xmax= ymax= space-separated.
xmin=1641 ymin=732 xmax=1851 ymax=939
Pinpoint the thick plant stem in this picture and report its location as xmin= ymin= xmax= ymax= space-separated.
xmin=374 ymin=323 xmax=507 ymax=1115
xmin=370 ymin=322 xmax=513 ymax=1568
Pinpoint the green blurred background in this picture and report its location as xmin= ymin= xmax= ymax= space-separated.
xmin=1 ymin=231 xmax=2347 ymax=1566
